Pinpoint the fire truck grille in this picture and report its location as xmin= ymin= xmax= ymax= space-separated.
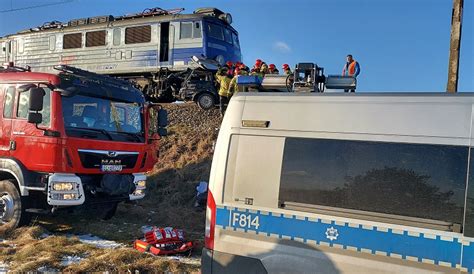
xmin=78 ymin=149 xmax=139 ymax=169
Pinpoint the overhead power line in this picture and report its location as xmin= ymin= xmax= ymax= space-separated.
xmin=0 ymin=0 xmax=74 ymax=13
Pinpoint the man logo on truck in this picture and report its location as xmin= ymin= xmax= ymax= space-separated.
xmin=101 ymin=159 xmax=122 ymax=165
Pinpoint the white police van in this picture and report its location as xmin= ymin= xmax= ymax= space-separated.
xmin=201 ymin=93 xmax=474 ymax=274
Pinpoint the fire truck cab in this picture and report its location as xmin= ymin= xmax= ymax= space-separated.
xmin=0 ymin=63 xmax=167 ymax=234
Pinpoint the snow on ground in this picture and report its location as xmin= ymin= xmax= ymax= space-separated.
xmin=36 ymin=266 xmax=59 ymax=272
xmin=72 ymin=234 xmax=123 ymax=249
xmin=0 ymin=262 xmax=9 ymax=274
xmin=167 ymin=256 xmax=201 ymax=266
xmin=60 ymin=255 xmax=84 ymax=267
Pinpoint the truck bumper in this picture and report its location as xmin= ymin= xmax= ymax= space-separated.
xmin=47 ymin=173 xmax=147 ymax=206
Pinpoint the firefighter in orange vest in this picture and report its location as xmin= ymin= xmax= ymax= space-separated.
xmin=342 ymin=54 xmax=360 ymax=92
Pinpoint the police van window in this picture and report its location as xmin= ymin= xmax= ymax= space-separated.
xmin=63 ymin=33 xmax=82 ymax=49
xmin=232 ymin=32 xmax=240 ymax=48
xmin=113 ymin=28 xmax=121 ymax=46
xmin=464 ymin=150 xmax=474 ymax=237
xmin=208 ymin=23 xmax=224 ymax=40
xmin=3 ymin=87 xmax=15 ymax=118
xmin=194 ymin=22 xmax=202 ymax=38
xmin=86 ymin=30 xmax=106 ymax=47
xmin=180 ymin=22 xmax=193 ymax=39
xmin=279 ymin=137 xmax=468 ymax=228
xmin=17 ymin=88 xmax=51 ymax=127
xmin=224 ymin=28 xmax=232 ymax=44
xmin=49 ymin=35 xmax=56 ymax=51
xmin=125 ymin=25 xmax=151 ymax=44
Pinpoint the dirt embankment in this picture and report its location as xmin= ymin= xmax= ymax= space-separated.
xmin=1 ymin=103 xmax=221 ymax=272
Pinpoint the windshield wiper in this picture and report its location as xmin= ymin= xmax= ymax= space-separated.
xmin=67 ymin=127 xmax=113 ymax=140
xmin=111 ymin=131 xmax=143 ymax=142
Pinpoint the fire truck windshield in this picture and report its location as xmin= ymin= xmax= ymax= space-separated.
xmin=61 ymin=95 xmax=144 ymax=142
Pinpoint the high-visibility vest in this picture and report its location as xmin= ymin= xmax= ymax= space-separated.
xmin=344 ymin=61 xmax=359 ymax=76
xmin=215 ymin=74 xmax=233 ymax=97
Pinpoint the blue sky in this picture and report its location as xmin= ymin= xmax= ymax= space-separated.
xmin=0 ymin=0 xmax=473 ymax=91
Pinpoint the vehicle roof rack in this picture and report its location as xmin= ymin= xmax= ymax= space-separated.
xmin=54 ymin=65 xmax=136 ymax=91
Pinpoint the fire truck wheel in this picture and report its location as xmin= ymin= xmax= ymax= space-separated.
xmin=0 ymin=180 xmax=30 ymax=235
xmin=101 ymin=202 xmax=118 ymax=220
xmin=197 ymin=93 xmax=215 ymax=110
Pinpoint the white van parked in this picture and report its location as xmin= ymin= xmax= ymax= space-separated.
xmin=201 ymin=93 xmax=474 ymax=274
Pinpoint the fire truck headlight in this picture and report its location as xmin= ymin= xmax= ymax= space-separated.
xmin=52 ymin=193 xmax=78 ymax=200
xmin=52 ymin=182 xmax=75 ymax=191
xmin=133 ymin=189 xmax=145 ymax=196
xmin=136 ymin=180 xmax=146 ymax=188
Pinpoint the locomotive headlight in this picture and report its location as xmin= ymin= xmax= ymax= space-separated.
xmin=215 ymin=55 xmax=225 ymax=66
xmin=225 ymin=13 xmax=233 ymax=25
xmin=52 ymin=182 xmax=75 ymax=191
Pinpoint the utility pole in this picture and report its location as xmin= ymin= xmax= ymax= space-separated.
xmin=446 ymin=0 xmax=463 ymax=93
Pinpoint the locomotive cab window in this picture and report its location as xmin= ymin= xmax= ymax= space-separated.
xmin=224 ymin=28 xmax=232 ymax=44
xmin=208 ymin=23 xmax=224 ymax=41
xmin=180 ymin=22 xmax=193 ymax=39
xmin=279 ymin=137 xmax=468 ymax=232
xmin=232 ymin=32 xmax=240 ymax=48
xmin=86 ymin=30 xmax=106 ymax=47
xmin=194 ymin=22 xmax=202 ymax=38
xmin=125 ymin=25 xmax=151 ymax=44
xmin=63 ymin=33 xmax=82 ymax=49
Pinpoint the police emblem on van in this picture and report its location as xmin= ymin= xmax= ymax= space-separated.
xmin=325 ymin=227 xmax=339 ymax=241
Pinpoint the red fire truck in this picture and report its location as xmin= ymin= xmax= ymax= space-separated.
xmin=0 ymin=63 xmax=167 ymax=234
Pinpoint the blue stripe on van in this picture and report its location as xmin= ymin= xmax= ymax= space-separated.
xmin=215 ymin=207 xmax=474 ymax=272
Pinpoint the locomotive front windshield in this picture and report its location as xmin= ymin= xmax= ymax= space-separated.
xmin=61 ymin=95 xmax=144 ymax=142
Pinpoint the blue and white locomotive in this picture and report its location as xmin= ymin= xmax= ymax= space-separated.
xmin=0 ymin=7 xmax=242 ymax=102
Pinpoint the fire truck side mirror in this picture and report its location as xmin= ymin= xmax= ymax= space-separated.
xmin=29 ymin=87 xmax=45 ymax=112
xmin=28 ymin=112 xmax=43 ymax=124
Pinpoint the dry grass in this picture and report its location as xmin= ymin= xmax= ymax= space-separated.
xmin=2 ymin=104 xmax=219 ymax=271
xmin=1 ymin=226 xmax=200 ymax=272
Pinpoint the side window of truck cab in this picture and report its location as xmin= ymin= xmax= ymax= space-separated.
xmin=3 ymin=86 xmax=15 ymax=118
xmin=16 ymin=86 xmax=52 ymax=127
